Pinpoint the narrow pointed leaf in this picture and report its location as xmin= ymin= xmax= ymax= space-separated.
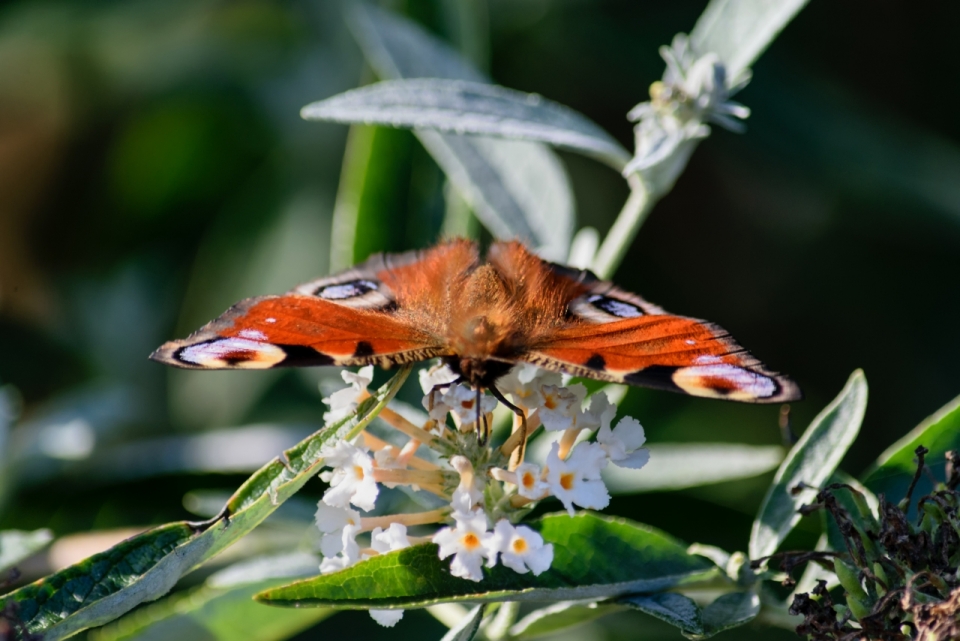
xmin=862 ymin=393 xmax=960 ymax=504
xmin=603 ymin=443 xmax=783 ymax=494
xmin=690 ymin=0 xmax=810 ymax=84
xmin=822 ymin=471 xmax=879 ymax=554
xmin=509 ymin=601 xmax=624 ymax=640
xmin=699 ymin=591 xmax=760 ymax=637
xmin=0 ymin=529 xmax=53 ymax=574
xmin=90 ymin=553 xmax=328 ymax=641
xmin=302 ymin=80 xmax=630 ymax=171
xmin=345 ymin=3 xmax=574 ymax=261
xmin=749 ymin=370 xmax=868 ymax=560
xmin=440 ymin=605 xmax=484 ymax=641
xmin=0 ymin=368 xmax=410 ymax=641
xmin=619 ymin=592 xmax=704 ymax=635
xmin=255 ymin=512 xmax=715 ymax=609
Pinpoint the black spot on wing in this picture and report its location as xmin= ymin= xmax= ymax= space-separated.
xmin=584 ymin=354 xmax=606 ymax=370
xmin=624 ymin=365 xmax=683 ymax=394
xmin=279 ymin=344 xmax=335 ymax=366
xmin=353 ymin=341 xmax=375 ymax=358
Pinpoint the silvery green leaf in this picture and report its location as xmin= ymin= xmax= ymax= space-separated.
xmin=418 ymin=131 xmax=573 ymax=259
xmin=347 ymin=3 xmax=484 ymax=83
xmin=509 ymin=601 xmax=624 ymax=640
xmin=440 ymin=605 xmax=484 ymax=641
xmin=749 ymin=370 xmax=868 ymax=560
xmin=699 ymin=591 xmax=761 ymax=637
xmin=690 ymin=0 xmax=810 ymax=85
xmin=602 ymin=443 xmax=783 ymax=494
xmin=92 ymin=553 xmax=326 ymax=641
xmin=620 ymin=592 xmax=703 ymax=636
xmin=0 ymin=529 xmax=53 ymax=574
xmin=302 ymin=80 xmax=630 ymax=171
xmin=345 ymin=3 xmax=574 ymax=260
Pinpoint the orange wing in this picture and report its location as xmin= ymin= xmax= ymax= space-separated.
xmin=149 ymin=242 xmax=480 ymax=370
xmin=500 ymin=247 xmax=800 ymax=403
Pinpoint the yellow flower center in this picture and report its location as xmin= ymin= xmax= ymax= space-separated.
xmin=511 ymin=538 xmax=528 ymax=554
xmin=353 ymin=465 xmax=365 ymax=480
xmin=560 ymin=472 xmax=575 ymax=491
xmin=543 ymin=395 xmax=557 ymax=410
xmin=521 ymin=471 xmax=536 ymax=489
xmin=462 ymin=533 xmax=480 ymax=549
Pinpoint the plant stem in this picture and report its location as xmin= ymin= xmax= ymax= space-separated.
xmin=592 ymin=172 xmax=652 ymax=279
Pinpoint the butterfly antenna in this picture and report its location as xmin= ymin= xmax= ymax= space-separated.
xmin=488 ymin=385 xmax=527 ymax=462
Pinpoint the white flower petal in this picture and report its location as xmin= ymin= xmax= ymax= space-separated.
xmin=494 ymin=521 xmax=554 ymax=576
xmin=614 ymin=448 xmax=651 ymax=470
xmin=369 ymin=609 xmax=404 ymax=627
xmin=418 ymin=362 xmax=459 ymax=394
xmin=612 ymin=417 xmax=646 ymax=451
xmin=545 ymin=442 xmax=610 ymax=515
xmin=371 ymin=523 xmax=411 ymax=554
xmin=515 ymin=463 xmax=549 ymax=500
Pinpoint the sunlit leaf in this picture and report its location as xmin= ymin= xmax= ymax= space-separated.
xmin=90 ymin=553 xmax=328 ymax=641
xmin=699 ymin=591 xmax=760 ymax=637
xmin=749 ymin=370 xmax=867 ymax=560
xmin=602 ymin=443 xmax=783 ymax=494
xmin=255 ymin=512 xmax=715 ymax=608
xmin=862 ymin=393 xmax=960 ymax=506
xmin=440 ymin=604 xmax=484 ymax=641
xmin=0 ymin=368 xmax=410 ymax=641
xmin=0 ymin=529 xmax=54 ymax=575
xmin=509 ymin=600 xmax=623 ymax=641
xmin=822 ymin=471 xmax=879 ymax=555
xmin=329 ymin=123 xmax=416 ymax=272
xmin=345 ymin=3 xmax=574 ymax=261
xmin=619 ymin=592 xmax=703 ymax=635
xmin=690 ymin=0 xmax=810 ymax=84
xmin=302 ymin=80 xmax=630 ymax=171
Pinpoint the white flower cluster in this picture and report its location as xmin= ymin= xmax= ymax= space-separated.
xmin=313 ymin=362 xmax=650 ymax=627
xmin=624 ymin=33 xmax=750 ymax=191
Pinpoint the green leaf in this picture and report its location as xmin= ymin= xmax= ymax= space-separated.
xmin=862 ymin=393 xmax=960 ymax=504
xmin=749 ymin=370 xmax=868 ymax=560
xmin=302 ymin=80 xmax=630 ymax=171
xmin=602 ymin=443 xmax=783 ymax=494
xmin=690 ymin=0 xmax=810 ymax=85
xmin=440 ymin=605 xmax=484 ymax=641
xmin=329 ymin=122 xmax=415 ymax=272
xmin=0 ymin=529 xmax=54 ymax=575
xmin=822 ymin=471 xmax=879 ymax=554
xmin=699 ymin=591 xmax=761 ymax=638
xmin=509 ymin=601 xmax=624 ymax=641
xmin=255 ymin=512 xmax=715 ymax=608
xmin=619 ymin=592 xmax=703 ymax=636
xmin=90 ymin=553 xmax=329 ymax=641
xmin=345 ymin=3 xmax=574 ymax=261
xmin=0 ymin=368 xmax=410 ymax=641
xmin=0 ymin=385 xmax=18 ymax=516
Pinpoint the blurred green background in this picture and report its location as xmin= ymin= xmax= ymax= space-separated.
xmin=1 ymin=0 xmax=958 ymax=639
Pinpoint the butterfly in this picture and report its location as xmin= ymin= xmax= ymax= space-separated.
xmin=152 ymin=239 xmax=800 ymax=413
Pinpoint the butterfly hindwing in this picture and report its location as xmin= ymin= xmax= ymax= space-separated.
xmin=517 ymin=256 xmax=800 ymax=403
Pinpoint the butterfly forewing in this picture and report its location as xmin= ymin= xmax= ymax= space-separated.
xmin=151 ymin=239 xmax=800 ymax=403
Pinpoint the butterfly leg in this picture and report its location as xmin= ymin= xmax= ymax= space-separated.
xmin=475 ymin=386 xmax=489 ymax=446
xmin=488 ymin=385 xmax=527 ymax=463
xmin=426 ymin=378 xmax=464 ymax=416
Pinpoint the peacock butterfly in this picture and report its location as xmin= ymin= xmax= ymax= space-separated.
xmin=150 ymin=239 xmax=801 ymax=405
